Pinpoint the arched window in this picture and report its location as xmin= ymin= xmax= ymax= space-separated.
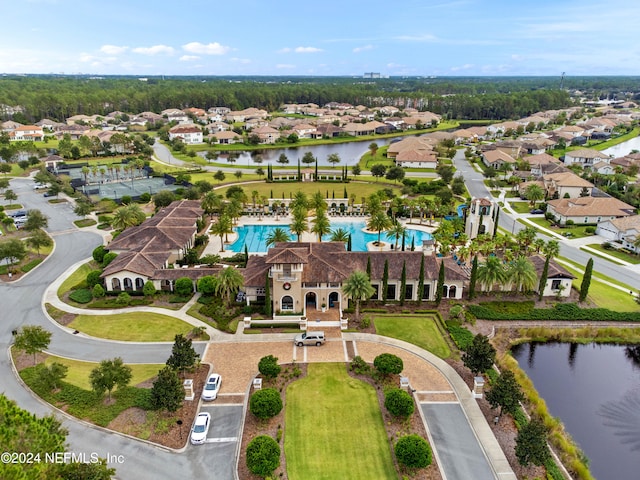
xmin=135 ymin=278 xmax=145 ymax=290
xmin=123 ymin=278 xmax=133 ymax=291
xmin=442 ymin=285 xmax=449 ymax=298
xmin=111 ymin=278 xmax=121 ymax=291
xmin=448 ymin=285 xmax=457 ymax=298
xmin=281 ymin=295 xmax=294 ymax=311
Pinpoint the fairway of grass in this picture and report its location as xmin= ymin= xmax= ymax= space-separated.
xmin=372 ymin=314 xmax=451 ymax=359
xmin=44 ymin=355 xmax=162 ymax=390
xmin=68 ymin=312 xmax=197 ymax=341
xmin=285 ymin=363 xmax=397 ymax=480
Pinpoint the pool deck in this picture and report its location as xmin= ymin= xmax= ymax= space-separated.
xmin=203 ymin=214 xmax=439 ymax=257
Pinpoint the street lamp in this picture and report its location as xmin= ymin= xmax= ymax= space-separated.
xmin=176 ymin=419 xmax=183 ymax=439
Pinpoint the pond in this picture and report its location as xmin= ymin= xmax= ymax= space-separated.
xmin=511 ymin=342 xmax=640 ymax=480
xmin=602 ymin=135 xmax=640 ymax=157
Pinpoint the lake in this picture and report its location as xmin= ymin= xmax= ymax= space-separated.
xmin=511 ymin=342 xmax=640 ymax=480
xmin=602 ymin=135 xmax=640 ymax=157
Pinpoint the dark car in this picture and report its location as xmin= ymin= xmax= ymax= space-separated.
xmin=530 ymin=209 xmax=545 ymax=214
xmin=43 ymin=191 xmax=55 ymax=197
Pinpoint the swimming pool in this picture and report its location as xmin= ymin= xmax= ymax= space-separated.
xmin=228 ymin=221 xmax=433 ymax=253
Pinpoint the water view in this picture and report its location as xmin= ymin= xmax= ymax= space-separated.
xmin=228 ymin=221 xmax=433 ymax=253
xmin=511 ymin=342 xmax=640 ymax=480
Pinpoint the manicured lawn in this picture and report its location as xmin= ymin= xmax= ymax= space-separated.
xmin=509 ymin=201 xmax=534 ymax=214
xmin=58 ymin=262 xmax=93 ymax=296
xmin=44 ymin=355 xmax=162 ymax=390
xmin=524 ymin=217 xmax=595 ymax=239
xmin=215 ymin=180 xmax=399 ymax=200
xmin=372 ymin=314 xmax=451 ymax=359
xmin=558 ymin=260 xmax=640 ymax=312
xmin=68 ymin=312 xmax=196 ymax=341
xmin=583 ymin=243 xmax=640 ymax=265
xmin=285 ymin=363 xmax=397 ymax=480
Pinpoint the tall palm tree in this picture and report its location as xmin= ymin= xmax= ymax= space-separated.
xmin=111 ymin=204 xmax=146 ymax=231
xmin=210 ymin=215 xmax=233 ymax=252
xmin=330 ymin=227 xmax=350 ymax=243
xmin=507 ymin=256 xmax=538 ymax=292
xmin=290 ymin=191 xmax=308 ymax=211
xmin=310 ymin=191 xmax=326 ymax=213
xmin=368 ymin=211 xmax=391 ymax=244
xmin=266 ymin=227 xmax=291 ymax=247
xmin=311 ymin=209 xmax=331 ymax=242
xmin=543 ymin=239 xmax=560 ymax=260
xmin=386 ymin=220 xmax=407 ymax=250
xmin=215 ymin=267 xmax=244 ymax=304
xmin=342 ymin=270 xmax=374 ymax=321
xmin=477 ymin=256 xmax=507 ymax=292
xmin=524 ymin=183 xmax=545 ymax=207
xmin=289 ymin=207 xmax=308 ymax=242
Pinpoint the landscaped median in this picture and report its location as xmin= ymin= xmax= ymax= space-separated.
xmin=46 ymin=304 xmax=208 ymax=342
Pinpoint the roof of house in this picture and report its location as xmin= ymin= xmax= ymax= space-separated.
xmin=526 ymin=153 xmax=561 ymax=166
xmin=543 ymin=171 xmax=594 ymax=188
xmin=529 ymin=255 xmax=575 ymax=279
xmin=548 ymin=196 xmax=635 ymax=217
xmin=600 ymin=215 xmax=640 ymax=232
xmin=483 ymin=149 xmax=516 ymax=164
xmin=395 ymin=149 xmax=438 ymax=163
xmin=565 ymin=148 xmax=608 ymax=159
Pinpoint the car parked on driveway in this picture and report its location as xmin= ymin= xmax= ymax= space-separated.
xmin=530 ymin=209 xmax=545 ymax=214
xmin=190 ymin=412 xmax=211 ymax=445
xmin=293 ymin=331 xmax=325 ymax=346
xmin=201 ymin=373 xmax=221 ymax=401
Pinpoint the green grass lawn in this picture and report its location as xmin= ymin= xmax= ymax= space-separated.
xmin=509 ymin=201 xmax=534 ymax=214
xmin=68 ymin=312 xmax=196 ymax=341
xmin=372 ymin=314 xmax=451 ymax=359
xmin=285 ymin=363 xmax=397 ymax=480
xmin=44 ymin=355 xmax=162 ymax=390
xmin=524 ymin=217 xmax=595 ymax=239
xmin=583 ymin=243 xmax=640 ymax=265
xmin=58 ymin=262 xmax=93 ymax=296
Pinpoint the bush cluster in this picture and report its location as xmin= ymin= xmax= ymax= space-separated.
xmin=249 ymin=388 xmax=283 ymax=419
xmin=384 ymin=387 xmax=415 ymax=418
xmin=69 ymin=288 xmax=92 ymax=304
xmin=445 ymin=321 xmax=475 ymax=350
xmin=468 ymin=302 xmax=640 ymax=322
xmin=246 ymin=435 xmax=281 ymax=477
xmin=395 ymin=434 xmax=432 ymax=469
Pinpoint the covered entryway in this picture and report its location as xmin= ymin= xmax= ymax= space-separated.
xmin=328 ymin=291 xmax=340 ymax=309
xmin=305 ymin=292 xmax=317 ymax=309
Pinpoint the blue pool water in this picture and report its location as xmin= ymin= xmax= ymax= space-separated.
xmin=229 ymin=221 xmax=433 ymax=253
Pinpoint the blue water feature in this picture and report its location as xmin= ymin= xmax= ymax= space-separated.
xmin=228 ymin=221 xmax=433 ymax=253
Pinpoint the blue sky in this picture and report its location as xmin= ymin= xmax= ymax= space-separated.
xmin=2 ymin=0 xmax=639 ymax=76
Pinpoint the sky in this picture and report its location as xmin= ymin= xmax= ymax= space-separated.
xmin=1 ymin=0 xmax=639 ymax=77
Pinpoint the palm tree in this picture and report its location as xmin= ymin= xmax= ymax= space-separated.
xmin=342 ymin=270 xmax=374 ymax=321
xmin=265 ymin=227 xmax=291 ymax=247
xmin=311 ymin=209 xmax=331 ymax=242
xmin=524 ymin=183 xmax=545 ymax=208
xmin=543 ymin=239 xmax=560 ymax=260
xmin=290 ymin=191 xmax=308 ymax=211
xmin=532 ymin=238 xmax=546 ymax=254
xmin=111 ymin=204 xmax=146 ymax=230
xmin=210 ymin=215 xmax=233 ymax=252
xmin=201 ymin=192 xmax=222 ymax=218
xmin=330 ymin=227 xmax=350 ymax=243
xmin=215 ymin=267 xmax=244 ymax=304
xmin=367 ymin=211 xmax=391 ymax=244
xmin=290 ymin=209 xmax=308 ymax=242
xmin=516 ymin=226 xmax=538 ymax=254
xmin=386 ymin=220 xmax=406 ymax=250
xmin=310 ymin=191 xmax=326 ymax=213
xmin=507 ymin=256 xmax=538 ymax=292
xmin=477 ymin=256 xmax=507 ymax=292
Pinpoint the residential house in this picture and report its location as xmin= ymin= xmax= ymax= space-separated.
xmin=394 ymin=149 xmax=438 ymax=169
xmin=563 ymin=148 xmax=610 ymax=168
xmin=526 ymin=153 xmax=562 ymax=176
xmin=292 ymin=123 xmax=320 ymax=139
xmin=529 ymin=255 xmax=575 ymax=298
xmin=387 ymin=137 xmax=438 ymax=159
xmin=481 ymin=149 xmax=517 ymax=169
xmin=168 ymin=125 xmax=203 ymax=144
xmin=542 ymin=171 xmax=594 ymax=199
xmin=547 ymin=196 xmax=635 ymax=226
xmin=595 ymin=215 xmax=640 ymax=252
xmin=9 ymin=125 xmax=44 ymax=141
xmin=212 ymin=130 xmax=241 ymax=144
xmin=252 ymin=126 xmax=281 ymax=144
xmin=162 ymin=109 xmax=189 ymax=123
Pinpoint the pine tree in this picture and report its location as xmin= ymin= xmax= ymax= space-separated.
xmin=151 ymin=366 xmax=184 ymax=412
xmin=417 ymin=255 xmax=425 ymax=301
xmin=537 ymin=255 xmax=550 ymax=301
xmin=401 ymin=231 xmax=406 ymax=251
xmin=493 ymin=207 xmax=500 ymax=238
xmin=436 ymin=260 xmax=445 ymax=305
xmin=166 ymin=334 xmax=199 ymax=374
xmin=400 ymin=261 xmax=407 ymax=305
xmin=579 ymin=257 xmax=593 ymax=302
xmin=297 ymin=158 xmax=301 ymax=181
xmin=382 ymin=260 xmax=389 ymax=301
xmin=347 ymin=234 xmax=352 ymax=251
xmin=366 ymin=256 xmax=372 ymax=279
xmin=469 ymin=255 xmax=478 ymax=300
xmin=411 ymin=236 xmax=415 ymax=251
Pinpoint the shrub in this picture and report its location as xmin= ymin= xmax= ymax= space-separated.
xmin=250 ymin=388 xmax=283 ymax=419
xmin=142 ymin=281 xmax=156 ymax=297
xmin=86 ymin=270 xmax=103 ymax=288
xmin=584 ymin=226 xmax=595 ymax=234
xmin=258 ymin=355 xmax=281 ymax=379
xmin=350 ymin=355 xmax=371 ymax=375
xmin=246 ymin=435 xmax=280 ymax=477
xmin=92 ymin=284 xmax=105 ymax=298
xmin=92 ymin=245 xmax=106 ymax=263
xmin=384 ymin=387 xmax=415 ymax=418
xmin=101 ymin=252 xmax=117 ymax=267
xmin=445 ymin=321 xmax=475 ymax=350
xmin=374 ymin=353 xmax=404 ymax=376
xmin=115 ymin=292 xmax=131 ymax=306
xmin=395 ymin=434 xmax=432 ymax=469
xmin=69 ymin=288 xmax=93 ymax=304
xmin=174 ymin=277 xmax=193 ymax=296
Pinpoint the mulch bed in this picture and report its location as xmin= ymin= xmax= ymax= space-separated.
xmin=237 ymin=362 xmax=442 ymax=480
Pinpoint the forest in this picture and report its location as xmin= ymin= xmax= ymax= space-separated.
xmin=0 ymin=75 xmax=638 ymax=124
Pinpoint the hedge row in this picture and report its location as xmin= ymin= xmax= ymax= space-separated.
xmin=445 ymin=321 xmax=474 ymax=350
xmin=468 ymin=302 xmax=640 ymax=322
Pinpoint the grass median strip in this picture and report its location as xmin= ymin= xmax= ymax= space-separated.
xmin=68 ymin=312 xmax=198 ymax=341
xmin=285 ymin=363 xmax=396 ymax=480
xmin=372 ymin=314 xmax=451 ymax=359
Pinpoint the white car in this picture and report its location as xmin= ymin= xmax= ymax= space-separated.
xmin=201 ymin=373 xmax=222 ymax=401
xmin=190 ymin=412 xmax=211 ymax=445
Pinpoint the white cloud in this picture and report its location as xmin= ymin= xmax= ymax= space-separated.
xmin=451 ymin=63 xmax=474 ymax=71
xmin=179 ymin=55 xmax=200 ymax=62
xmin=278 ymin=47 xmax=292 ymax=53
xmin=79 ymin=53 xmax=97 ymax=63
xmin=294 ymin=46 xmax=323 ymax=53
xmin=131 ymin=45 xmax=174 ymax=55
xmin=100 ymin=45 xmax=128 ymax=55
xmin=182 ymin=42 xmax=231 ymax=55
xmin=276 ymin=64 xmax=295 ymax=69
xmin=231 ymin=57 xmax=251 ymax=64
xmin=353 ymin=45 xmax=373 ymax=53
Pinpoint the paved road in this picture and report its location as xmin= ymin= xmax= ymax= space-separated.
xmin=452 ymin=149 xmax=640 ymax=290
